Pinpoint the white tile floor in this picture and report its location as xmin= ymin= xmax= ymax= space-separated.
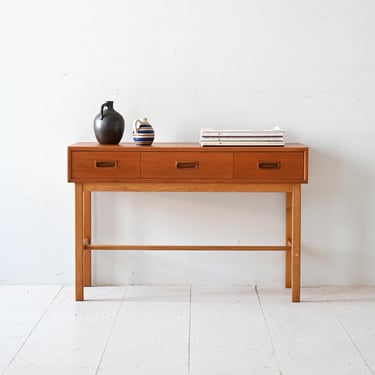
xmin=0 ymin=285 xmax=374 ymax=375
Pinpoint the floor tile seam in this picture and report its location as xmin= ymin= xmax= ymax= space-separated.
xmin=94 ymin=285 xmax=128 ymax=375
xmin=1 ymin=284 xmax=64 ymax=375
xmin=254 ymin=286 xmax=283 ymax=375
xmin=187 ymin=284 xmax=192 ymax=374
xmin=320 ymin=287 xmax=373 ymax=375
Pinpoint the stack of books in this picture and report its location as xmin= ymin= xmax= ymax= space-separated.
xmin=199 ymin=127 xmax=285 ymax=146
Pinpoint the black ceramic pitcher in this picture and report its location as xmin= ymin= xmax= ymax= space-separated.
xmin=93 ymin=101 xmax=125 ymax=144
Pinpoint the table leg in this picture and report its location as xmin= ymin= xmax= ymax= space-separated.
xmin=75 ymin=183 xmax=84 ymax=301
xmin=285 ymin=192 xmax=292 ymax=288
xmin=83 ymin=191 xmax=92 ymax=287
xmin=291 ymin=184 xmax=301 ymax=302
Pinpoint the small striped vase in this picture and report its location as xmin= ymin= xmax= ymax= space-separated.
xmin=133 ymin=118 xmax=155 ymax=146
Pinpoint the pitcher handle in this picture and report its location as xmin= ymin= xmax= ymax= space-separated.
xmin=133 ymin=119 xmax=141 ymax=134
xmin=100 ymin=102 xmax=109 ymax=120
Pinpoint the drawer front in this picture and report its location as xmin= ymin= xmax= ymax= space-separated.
xmin=70 ymin=151 xmax=140 ymax=180
xmin=141 ymin=152 xmax=233 ymax=179
xmin=234 ymin=152 xmax=306 ymax=181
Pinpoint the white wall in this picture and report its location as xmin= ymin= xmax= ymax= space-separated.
xmin=1 ymin=0 xmax=374 ymax=286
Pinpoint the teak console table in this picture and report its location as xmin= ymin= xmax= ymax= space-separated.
xmin=68 ymin=142 xmax=308 ymax=302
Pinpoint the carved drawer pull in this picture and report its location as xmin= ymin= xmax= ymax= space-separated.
xmin=175 ymin=161 xmax=199 ymax=169
xmin=95 ymin=160 xmax=118 ymax=168
xmin=258 ymin=161 xmax=281 ymax=169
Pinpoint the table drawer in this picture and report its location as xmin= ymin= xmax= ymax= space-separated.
xmin=234 ymin=152 xmax=306 ymax=182
xmin=70 ymin=151 xmax=140 ymax=180
xmin=141 ymin=151 xmax=233 ymax=179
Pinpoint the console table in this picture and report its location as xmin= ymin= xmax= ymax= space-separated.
xmin=68 ymin=142 xmax=308 ymax=302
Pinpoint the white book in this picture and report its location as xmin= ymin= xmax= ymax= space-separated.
xmin=200 ymin=140 xmax=285 ymax=146
xmin=200 ymin=127 xmax=285 ymax=137
xmin=200 ymin=136 xmax=284 ymax=142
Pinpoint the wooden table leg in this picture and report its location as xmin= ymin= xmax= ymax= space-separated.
xmin=285 ymin=192 xmax=292 ymax=288
xmin=75 ymin=183 xmax=84 ymax=301
xmin=83 ymin=191 xmax=92 ymax=287
xmin=291 ymin=184 xmax=301 ymax=302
